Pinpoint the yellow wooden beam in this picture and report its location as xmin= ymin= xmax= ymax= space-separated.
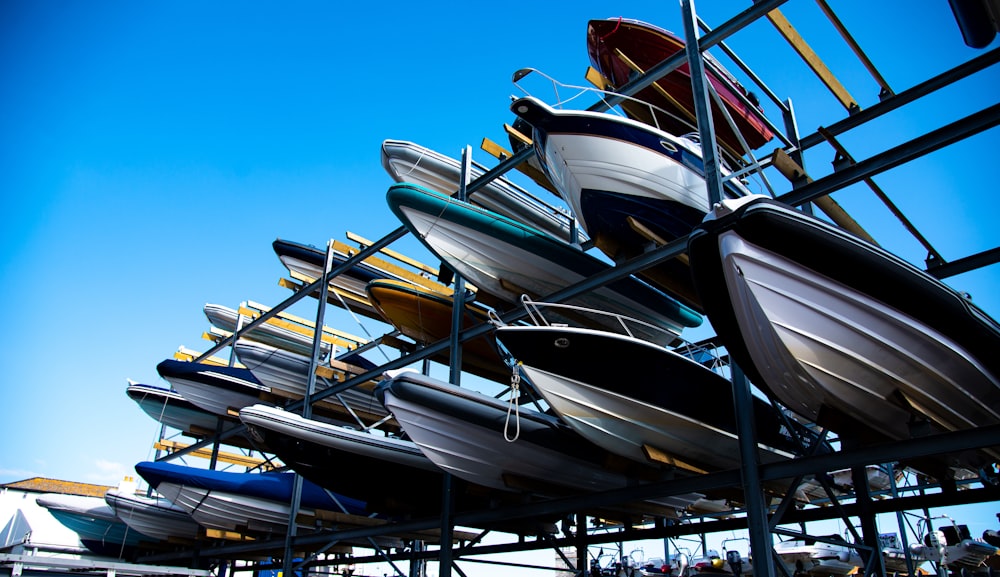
xmin=765 ymin=7 xmax=858 ymax=112
xmin=153 ymin=440 xmax=278 ymax=470
xmin=585 ymin=65 xmax=612 ymax=90
xmin=480 ymin=136 xmax=559 ymax=195
xmin=332 ymin=237 xmax=454 ymax=296
xmin=173 ymin=347 xmax=240 ymax=367
xmin=345 ymin=231 xmax=438 ymax=276
xmin=641 ymin=443 xmax=710 ymax=475
xmin=236 ymin=305 xmax=366 ymax=350
xmin=625 ymin=216 xmax=691 ymax=266
xmin=279 ymin=275 xmax=374 ymax=310
xmin=203 ymin=529 xmax=255 ymax=541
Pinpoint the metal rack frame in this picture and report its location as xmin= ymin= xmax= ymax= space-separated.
xmin=133 ymin=1 xmax=999 ymax=576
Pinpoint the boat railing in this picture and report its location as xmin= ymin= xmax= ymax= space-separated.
xmin=501 ymin=295 xmax=727 ymax=371
xmin=512 ymin=67 xmax=697 ymax=138
xmin=511 ymin=67 xmax=756 ymax=190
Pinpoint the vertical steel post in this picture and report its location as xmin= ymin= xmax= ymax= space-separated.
xmin=682 ymin=0 xmax=724 ymax=206
xmin=449 ymin=146 xmax=471 ymax=387
xmin=282 ymin=240 xmax=334 ymax=577
xmin=782 ymin=98 xmax=813 ymax=215
xmin=732 ymin=363 xmax=776 ymax=577
xmin=850 ymin=464 xmax=887 ymax=577
xmin=682 ymin=4 xmax=774 ymax=575
xmin=438 ymin=145 xmax=473 ymax=577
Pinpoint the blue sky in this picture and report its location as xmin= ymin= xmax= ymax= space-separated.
xmin=1 ymin=0 xmax=997 ymax=563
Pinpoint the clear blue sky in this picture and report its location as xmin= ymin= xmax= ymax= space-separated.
xmin=1 ymin=0 xmax=997 ymax=564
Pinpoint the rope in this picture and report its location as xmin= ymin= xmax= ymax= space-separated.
xmin=504 ymin=364 xmax=522 ymax=442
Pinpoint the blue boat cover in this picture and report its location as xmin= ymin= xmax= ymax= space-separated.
xmin=134 ymin=461 xmax=367 ymax=515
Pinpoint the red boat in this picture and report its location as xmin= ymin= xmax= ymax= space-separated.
xmin=588 ymin=17 xmax=774 ymax=154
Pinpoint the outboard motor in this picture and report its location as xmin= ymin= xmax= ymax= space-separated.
xmin=726 ymin=550 xmax=743 ymax=577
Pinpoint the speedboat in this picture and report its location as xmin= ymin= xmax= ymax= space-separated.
xmin=687 ymin=195 xmax=1000 ymax=474
xmin=510 ymin=95 xmax=750 ymax=310
xmin=587 ymin=17 xmax=773 ymax=154
xmin=375 ymin=369 xmax=708 ymax=517
xmin=381 ymin=138 xmax=580 ymax=242
xmin=493 ymin=317 xmax=811 ymax=474
xmin=386 ymin=181 xmax=702 ymax=346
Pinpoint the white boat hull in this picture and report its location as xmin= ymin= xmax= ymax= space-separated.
xmin=234 ymin=340 xmax=388 ymax=420
xmin=154 ymin=482 xmax=317 ymax=536
xmin=719 ymin=229 xmax=1000 ymax=446
xmin=541 ymin=131 xmax=711 ymax=234
xmin=104 ymin=489 xmax=200 ymax=541
xmin=379 ymin=372 xmax=705 ymax=514
xmin=164 ymin=372 xmax=267 ymax=417
xmin=381 ymin=139 xmax=579 ymax=242
xmin=238 ymin=404 xmax=434 ymax=471
xmin=395 ymin=203 xmax=687 ymax=342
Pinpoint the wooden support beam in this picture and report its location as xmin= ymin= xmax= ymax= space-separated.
xmin=236 ymin=305 xmax=366 ymax=350
xmin=625 ymin=216 xmax=691 ymax=266
xmin=173 ymin=347 xmax=238 ymax=367
xmin=345 ymin=231 xmax=438 ymax=276
xmin=334 ymin=237 xmax=453 ymax=295
xmin=480 ymin=136 xmax=559 ymax=195
xmin=279 ymin=275 xmax=374 ymax=311
xmin=153 ymin=440 xmax=277 ymax=470
xmin=642 ymin=444 xmax=710 ymax=475
xmin=765 ymin=7 xmax=859 ymax=112
xmin=203 ymin=529 xmax=255 ymax=542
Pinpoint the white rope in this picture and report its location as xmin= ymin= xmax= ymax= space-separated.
xmin=504 ymin=364 xmax=522 ymax=442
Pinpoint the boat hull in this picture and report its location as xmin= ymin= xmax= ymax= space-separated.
xmin=204 ymin=303 xmax=331 ymax=359
xmin=688 ymin=196 xmax=1000 ymax=470
xmin=234 ymin=340 xmax=389 ymax=423
xmin=511 ymin=96 xmax=749 ymax=310
xmin=376 ymin=370 xmax=706 ymax=515
xmin=135 ymin=461 xmax=367 ymax=537
xmin=156 ymin=359 xmax=269 ymax=418
xmin=104 ymin=489 xmax=201 ymax=541
xmin=494 ymin=325 xmax=803 ymax=475
xmin=587 ymin=18 xmax=773 ymax=153
xmin=365 ymin=278 xmax=508 ymax=382
xmin=238 ymin=404 xmax=509 ymax=517
xmin=126 ymin=382 xmax=246 ymax=443
xmin=381 ymin=139 xmax=579 ymax=242
xmin=386 ymin=182 xmax=701 ymax=346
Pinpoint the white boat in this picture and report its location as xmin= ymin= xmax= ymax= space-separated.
xmin=386 ymin=181 xmax=702 ymax=346
xmin=104 ymin=477 xmax=200 ymax=541
xmin=774 ymin=535 xmax=861 ymax=576
xmin=376 ymin=369 xmax=707 ymax=517
xmin=126 ymin=381 xmax=237 ymax=436
xmin=881 ymin=521 xmax=1000 ymax=574
xmin=36 ymin=493 xmax=155 ymax=555
xmin=156 ymin=358 xmax=270 ymax=418
xmin=233 ymin=339 xmax=389 ymax=423
xmin=380 ymin=138 xmax=581 ymax=242
xmin=238 ymin=404 xmax=494 ymax=516
xmin=510 ymin=95 xmax=752 ymax=310
xmin=493 ymin=318 xmax=808 ymax=474
xmin=203 ymin=302 xmax=333 ymax=359
xmin=687 ymin=195 xmax=1000 ymax=474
